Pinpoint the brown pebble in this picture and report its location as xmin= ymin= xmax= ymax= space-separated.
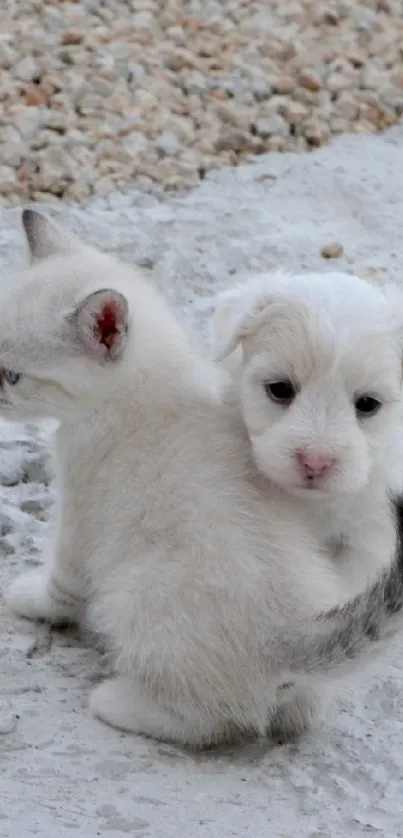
xmin=321 ymin=242 xmax=344 ymax=259
xmin=299 ymin=68 xmax=322 ymax=92
xmin=18 ymin=162 xmax=33 ymax=183
xmin=25 ymin=85 xmax=47 ymax=106
xmin=273 ymin=74 xmax=295 ymax=94
xmin=61 ymin=30 xmax=84 ymax=46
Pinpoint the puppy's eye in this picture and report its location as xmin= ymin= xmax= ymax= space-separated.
xmin=355 ymin=395 xmax=381 ymax=417
xmin=1 ymin=370 xmax=21 ymax=386
xmin=264 ymin=380 xmax=296 ymax=405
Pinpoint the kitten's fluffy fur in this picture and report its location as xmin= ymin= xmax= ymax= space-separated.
xmin=212 ymin=271 xmax=403 ymax=596
xmin=3 ymin=211 xmax=403 ymax=748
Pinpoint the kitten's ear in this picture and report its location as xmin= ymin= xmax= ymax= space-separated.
xmin=22 ymin=209 xmax=84 ymax=262
xmin=72 ymin=289 xmax=129 ymax=362
xmin=212 ymin=283 xmax=274 ymax=361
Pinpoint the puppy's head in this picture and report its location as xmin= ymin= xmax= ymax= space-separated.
xmin=213 ymin=271 xmax=403 ymax=500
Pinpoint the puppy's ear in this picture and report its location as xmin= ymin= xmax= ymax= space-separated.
xmin=22 ymin=209 xmax=85 ymax=263
xmin=382 ymin=284 xmax=403 ymax=346
xmin=211 ymin=281 xmax=276 ymax=361
xmin=71 ymin=289 xmax=129 ymax=362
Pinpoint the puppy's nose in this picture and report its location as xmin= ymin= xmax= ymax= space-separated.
xmin=297 ymin=451 xmax=336 ymax=479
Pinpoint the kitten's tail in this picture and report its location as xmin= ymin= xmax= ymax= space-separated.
xmin=274 ymin=498 xmax=403 ymax=683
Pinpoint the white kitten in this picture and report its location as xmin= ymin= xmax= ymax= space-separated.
xmin=4 ymin=211 xmax=403 ymax=748
xmin=212 ymin=270 xmax=403 ymax=595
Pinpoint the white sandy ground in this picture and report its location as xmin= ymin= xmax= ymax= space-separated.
xmin=1 ymin=127 xmax=403 ymax=838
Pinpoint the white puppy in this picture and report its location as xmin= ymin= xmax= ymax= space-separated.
xmin=3 ymin=214 xmax=403 ymax=748
xmin=212 ymin=270 xmax=403 ymax=595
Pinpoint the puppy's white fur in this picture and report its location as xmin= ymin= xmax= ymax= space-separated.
xmin=212 ymin=271 xmax=403 ymax=594
xmin=3 ymin=214 xmax=403 ymax=747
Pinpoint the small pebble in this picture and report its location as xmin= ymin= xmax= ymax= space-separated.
xmin=0 ymin=450 xmax=26 ymax=486
xmin=273 ymin=75 xmax=296 ymax=94
xmin=156 ymin=131 xmax=182 ymax=157
xmin=20 ymin=496 xmax=53 ymax=517
xmin=13 ymin=56 xmax=40 ymax=83
xmin=299 ymin=68 xmax=322 ymax=92
xmin=321 ymin=241 xmax=344 ymax=258
xmin=0 ymin=701 xmax=18 ymax=735
xmin=0 ymin=536 xmax=17 ymax=555
xmin=255 ymin=115 xmax=289 ymax=139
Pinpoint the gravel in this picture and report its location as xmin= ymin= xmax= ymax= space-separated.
xmin=1 ymin=0 xmax=403 ymax=206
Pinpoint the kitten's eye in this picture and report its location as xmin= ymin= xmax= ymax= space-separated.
xmin=354 ymin=395 xmax=382 ymax=417
xmin=264 ymin=380 xmax=296 ymax=405
xmin=2 ymin=370 xmax=21 ymax=386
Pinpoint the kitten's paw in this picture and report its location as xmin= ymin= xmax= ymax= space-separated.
xmin=90 ymin=678 xmax=189 ymax=743
xmin=90 ymin=678 xmax=143 ymax=733
xmin=6 ymin=570 xmax=81 ymax=624
xmin=90 ymin=678 xmax=229 ymax=747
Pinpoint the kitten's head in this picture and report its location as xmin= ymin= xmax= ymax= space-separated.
xmin=212 ymin=271 xmax=403 ymax=500
xmin=0 ymin=210 xmax=132 ymax=422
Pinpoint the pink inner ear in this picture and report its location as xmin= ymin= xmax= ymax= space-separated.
xmin=96 ymin=301 xmax=122 ymax=350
